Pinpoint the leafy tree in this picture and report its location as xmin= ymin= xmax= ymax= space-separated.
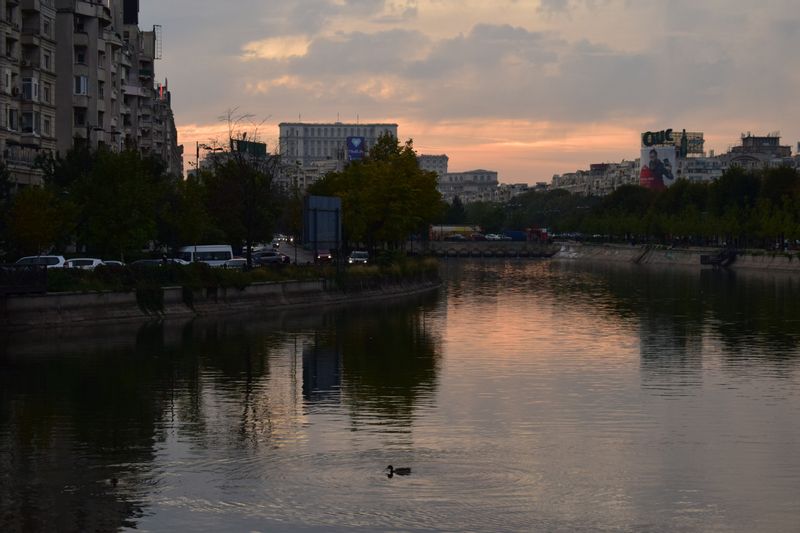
xmin=70 ymin=149 xmax=172 ymax=261
xmin=309 ymin=134 xmax=442 ymax=249
xmin=445 ymin=196 xmax=467 ymax=224
xmin=204 ymin=149 xmax=281 ymax=264
xmin=6 ymin=187 xmax=72 ymax=255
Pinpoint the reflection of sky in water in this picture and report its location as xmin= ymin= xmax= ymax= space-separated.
xmin=2 ymin=261 xmax=800 ymax=532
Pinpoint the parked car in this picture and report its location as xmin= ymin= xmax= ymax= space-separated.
xmin=348 ymin=251 xmax=369 ymax=265
xmin=315 ymin=249 xmax=333 ymax=262
xmin=15 ymin=255 xmax=66 ymax=269
xmin=253 ymin=250 xmax=289 ymax=266
xmin=103 ymin=260 xmax=126 ymax=268
xmin=485 ymin=234 xmax=502 ymax=241
xmin=223 ymin=258 xmax=248 ymax=269
xmin=470 ymin=233 xmax=486 ymax=241
xmin=65 ymin=258 xmax=105 ymax=270
xmin=444 ymin=234 xmax=468 ymax=242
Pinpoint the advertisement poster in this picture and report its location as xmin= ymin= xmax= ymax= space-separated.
xmin=639 ymin=146 xmax=677 ymax=190
xmin=347 ymin=137 xmax=366 ymax=161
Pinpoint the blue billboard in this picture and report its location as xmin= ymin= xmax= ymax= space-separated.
xmin=304 ymin=195 xmax=342 ymax=253
xmin=347 ymin=136 xmax=366 ymax=161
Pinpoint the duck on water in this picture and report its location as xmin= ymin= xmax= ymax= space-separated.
xmin=386 ymin=465 xmax=411 ymax=478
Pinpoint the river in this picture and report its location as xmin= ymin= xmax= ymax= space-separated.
xmin=2 ymin=260 xmax=800 ymax=532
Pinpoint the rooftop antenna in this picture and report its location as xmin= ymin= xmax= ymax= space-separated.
xmin=357 ymin=114 xmax=359 ymax=124
xmin=337 ymin=112 xmax=340 ymax=122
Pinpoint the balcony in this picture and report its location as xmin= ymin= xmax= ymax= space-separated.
xmin=20 ymin=32 xmax=40 ymax=48
xmin=21 ymin=0 xmax=41 ymax=12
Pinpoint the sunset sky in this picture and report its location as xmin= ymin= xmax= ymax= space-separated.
xmin=140 ymin=0 xmax=800 ymax=183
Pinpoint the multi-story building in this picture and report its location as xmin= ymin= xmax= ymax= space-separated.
xmin=552 ymin=161 xmax=638 ymax=196
xmin=278 ymin=121 xmax=398 ymax=166
xmin=677 ymin=157 xmax=725 ymax=183
xmin=439 ymin=169 xmax=499 ymax=203
xmin=719 ymin=133 xmax=793 ymax=169
xmin=0 ymin=0 xmax=58 ymax=187
xmin=417 ymin=154 xmax=448 ymax=177
xmin=1 ymin=0 xmax=181 ymax=189
xmin=54 ymin=0 xmax=125 ymax=154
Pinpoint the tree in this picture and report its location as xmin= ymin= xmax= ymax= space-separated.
xmin=309 ymin=134 xmax=443 ymax=250
xmin=6 ymin=187 xmax=72 ymax=255
xmin=204 ymin=147 xmax=281 ymax=264
xmin=70 ymin=149 xmax=173 ymax=260
xmin=445 ymin=196 xmax=467 ymax=224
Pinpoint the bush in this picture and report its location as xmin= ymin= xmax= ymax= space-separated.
xmin=44 ymin=258 xmax=439 ymax=295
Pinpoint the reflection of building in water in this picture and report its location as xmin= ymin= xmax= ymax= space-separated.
xmin=303 ymin=341 xmax=341 ymax=403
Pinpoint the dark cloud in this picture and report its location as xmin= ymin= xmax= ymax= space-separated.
xmin=140 ymin=0 xmax=800 ymax=158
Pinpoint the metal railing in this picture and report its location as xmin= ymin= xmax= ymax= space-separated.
xmin=0 ymin=265 xmax=47 ymax=296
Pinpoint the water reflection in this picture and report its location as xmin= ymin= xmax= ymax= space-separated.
xmin=2 ymin=263 xmax=800 ymax=531
xmin=0 ymin=295 xmax=442 ymax=532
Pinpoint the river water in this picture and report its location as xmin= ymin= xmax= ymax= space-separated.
xmin=2 ymin=260 xmax=800 ymax=532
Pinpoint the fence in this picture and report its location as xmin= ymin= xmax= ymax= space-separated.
xmin=0 ymin=265 xmax=47 ymax=296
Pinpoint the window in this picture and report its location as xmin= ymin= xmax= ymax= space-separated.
xmin=73 ymin=107 xmax=86 ymax=127
xmin=74 ymin=46 xmax=87 ymax=65
xmin=22 ymin=77 xmax=38 ymax=101
xmin=97 ymin=110 xmax=104 ymax=126
xmin=3 ymin=69 xmax=11 ymax=94
xmin=74 ymin=16 xmax=85 ymax=33
xmin=43 ymin=20 xmax=50 ymax=38
xmin=43 ymin=83 xmax=51 ymax=103
xmin=97 ymin=81 xmax=104 ymax=98
xmin=73 ymin=75 xmax=88 ymax=95
xmin=98 ymin=51 xmax=105 ymax=69
xmin=43 ymin=116 xmax=51 ymax=136
xmin=42 ymin=53 xmax=50 ymax=70
xmin=21 ymin=111 xmax=39 ymax=134
xmin=7 ymin=108 xmax=18 ymax=131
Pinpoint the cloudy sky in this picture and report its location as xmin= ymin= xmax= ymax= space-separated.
xmin=140 ymin=0 xmax=800 ymax=183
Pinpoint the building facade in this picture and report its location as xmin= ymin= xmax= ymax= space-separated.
xmin=439 ymin=169 xmax=499 ymax=203
xmin=278 ymin=122 xmax=398 ymax=166
xmin=417 ymin=154 xmax=448 ymax=177
xmin=1 ymin=0 xmax=181 ymax=190
xmin=1 ymin=0 xmax=58 ymax=187
xmin=552 ymin=161 xmax=639 ymax=196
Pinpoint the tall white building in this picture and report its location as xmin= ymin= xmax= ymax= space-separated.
xmin=278 ymin=121 xmax=397 ymax=166
xmin=417 ymin=154 xmax=448 ymax=177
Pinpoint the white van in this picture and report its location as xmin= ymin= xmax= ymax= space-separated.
xmin=177 ymin=245 xmax=234 ymax=267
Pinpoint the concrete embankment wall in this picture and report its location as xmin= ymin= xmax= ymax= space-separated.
xmin=0 ymin=279 xmax=441 ymax=331
xmin=555 ymin=242 xmax=800 ymax=272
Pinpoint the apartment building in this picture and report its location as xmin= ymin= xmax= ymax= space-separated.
xmin=439 ymin=169 xmax=499 ymax=203
xmin=1 ymin=0 xmax=181 ymax=189
xmin=552 ymin=161 xmax=639 ymax=196
xmin=1 ymin=0 xmax=58 ymax=187
xmin=417 ymin=154 xmax=448 ymax=177
xmin=279 ymin=121 xmax=398 ymax=166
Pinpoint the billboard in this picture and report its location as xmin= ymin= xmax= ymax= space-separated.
xmin=642 ymin=129 xmax=704 ymax=156
xmin=303 ymin=195 xmax=342 ymax=252
xmin=347 ymin=137 xmax=365 ymax=161
xmin=640 ymin=146 xmax=677 ymax=190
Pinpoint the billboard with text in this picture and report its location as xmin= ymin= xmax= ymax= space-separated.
xmin=347 ymin=137 xmax=365 ymax=161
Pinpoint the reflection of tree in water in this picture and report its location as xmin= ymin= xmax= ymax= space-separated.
xmin=553 ymin=262 xmax=800 ymax=374
xmin=307 ymin=296 xmax=442 ymax=425
xmin=0 ymin=340 xmax=171 ymax=531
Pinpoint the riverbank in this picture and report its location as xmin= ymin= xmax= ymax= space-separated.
xmin=0 ymin=278 xmax=442 ymax=332
xmin=554 ymin=242 xmax=800 ymax=272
